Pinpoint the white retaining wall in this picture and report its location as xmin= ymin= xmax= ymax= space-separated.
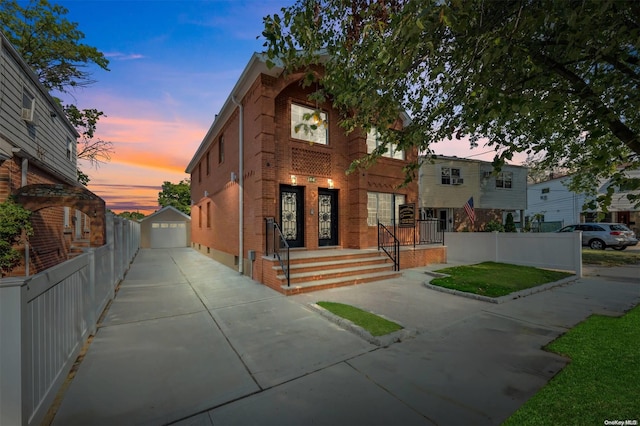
xmin=445 ymin=231 xmax=582 ymax=276
xmin=0 ymin=214 xmax=140 ymax=426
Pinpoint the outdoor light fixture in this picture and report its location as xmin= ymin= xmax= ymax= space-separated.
xmin=291 ymin=175 xmax=297 ymax=185
xmin=328 ymin=179 xmax=334 ymax=189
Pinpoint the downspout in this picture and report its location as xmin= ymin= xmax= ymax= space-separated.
xmin=21 ymin=158 xmax=29 ymax=276
xmin=231 ymin=95 xmax=244 ymax=275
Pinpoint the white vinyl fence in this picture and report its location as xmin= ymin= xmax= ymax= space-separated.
xmin=445 ymin=231 xmax=582 ymax=276
xmin=0 ymin=214 xmax=140 ymax=426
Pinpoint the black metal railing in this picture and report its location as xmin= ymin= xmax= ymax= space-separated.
xmin=265 ymin=217 xmax=290 ymax=287
xmin=416 ymin=219 xmax=445 ymax=245
xmin=378 ymin=221 xmax=400 ymax=271
xmin=381 ymin=219 xmax=445 ymax=248
xmin=377 ymin=219 xmax=445 ymax=270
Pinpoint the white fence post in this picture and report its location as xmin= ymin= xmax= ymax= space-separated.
xmin=0 ymin=277 xmax=28 ymax=426
xmin=87 ymin=249 xmax=97 ymax=335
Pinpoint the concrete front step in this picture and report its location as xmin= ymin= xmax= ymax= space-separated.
xmin=271 ymin=249 xmax=399 ymax=292
xmin=276 ymin=256 xmax=391 ymax=276
xmin=280 ymin=270 xmax=401 ymax=295
xmin=277 ymin=262 xmax=395 ymax=284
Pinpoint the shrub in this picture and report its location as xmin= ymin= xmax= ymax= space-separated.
xmin=484 ymin=219 xmax=505 ymax=232
xmin=504 ymin=212 xmax=517 ymax=232
xmin=0 ymin=199 xmax=33 ymax=276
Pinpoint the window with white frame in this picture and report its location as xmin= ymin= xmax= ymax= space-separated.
xmin=366 ymin=128 xmax=404 ymax=160
xmin=367 ymin=192 xmax=406 ymax=226
xmin=66 ymin=137 xmax=73 ymax=161
xmin=441 ymin=167 xmax=461 ymax=185
xmin=496 ymin=171 xmax=513 ymax=188
xmin=291 ymin=103 xmax=328 ymax=145
xmin=22 ymin=88 xmax=35 ymax=122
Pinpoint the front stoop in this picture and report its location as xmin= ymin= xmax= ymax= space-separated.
xmin=265 ymin=249 xmax=401 ymax=295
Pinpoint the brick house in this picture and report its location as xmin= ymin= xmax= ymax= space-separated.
xmin=186 ymin=54 xmax=445 ymax=293
xmin=0 ymin=32 xmax=106 ymax=276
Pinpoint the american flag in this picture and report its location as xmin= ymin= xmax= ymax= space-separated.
xmin=464 ymin=197 xmax=476 ymax=223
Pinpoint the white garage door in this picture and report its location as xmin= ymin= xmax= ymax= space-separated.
xmin=150 ymin=222 xmax=187 ymax=248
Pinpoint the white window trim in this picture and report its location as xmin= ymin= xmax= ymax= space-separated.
xmin=21 ymin=87 xmax=36 ymax=122
xmin=366 ymin=128 xmax=404 ymax=160
xmin=496 ymin=171 xmax=513 ymax=189
xmin=440 ymin=167 xmax=462 ymax=185
xmin=290 ymin=103 xmax=328 ymax=145
xmin=367 ymin=191 xmax=406 ymax=226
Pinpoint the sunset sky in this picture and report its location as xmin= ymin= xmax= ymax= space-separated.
xmin=49 ymin=0 xmax=523 ymax=215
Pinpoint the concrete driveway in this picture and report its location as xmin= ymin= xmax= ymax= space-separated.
xmin=50 ymin=248 xmax=640 ymax=426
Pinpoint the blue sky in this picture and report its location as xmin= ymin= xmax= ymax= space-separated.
xmin=49 ymin=0 xmax=296 ymax=213
xmin=36 ymin=0 xmax=513 ymax=214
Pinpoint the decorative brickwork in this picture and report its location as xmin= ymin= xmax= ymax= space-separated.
xmin=291 ymin=147 xmax=331 ymax=176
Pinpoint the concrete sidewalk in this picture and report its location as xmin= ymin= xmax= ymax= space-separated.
xmin=51 ymin=248 xmax=640 ymax=426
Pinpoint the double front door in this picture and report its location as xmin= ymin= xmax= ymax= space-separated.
xmin=280 ymin=185 xmax=338 ymax=248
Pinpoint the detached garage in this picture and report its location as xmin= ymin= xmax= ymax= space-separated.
xmin=140 ymin=206 xmax=191 ymax=248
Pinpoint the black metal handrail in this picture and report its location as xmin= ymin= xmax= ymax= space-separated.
xmin=378 ymin=221 xmax=400 ymax=271
xmin=265 ymin=217 xmax=290 ymax=287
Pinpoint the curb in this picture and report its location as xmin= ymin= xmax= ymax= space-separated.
xmin=307 ymin=303 xmax=417 ymax=347
xmin=422 ymin=272 xmax=579 ymax=304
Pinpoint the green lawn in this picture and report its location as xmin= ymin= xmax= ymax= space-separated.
xmin=316 ymin=301 xmax=403 ymax=336
xmin=582 ymin=249 xmax=640 ymax=266
xmin=504 ymin=304 xmax=640 ymax=425
xmin=431 ymin=262 xmax=574 ymax=298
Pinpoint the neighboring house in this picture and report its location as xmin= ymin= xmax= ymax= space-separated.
xmin=140 ymin=206 xmax=191 ymax=248
xmin=418 ymin=156 xmax=528 ymax=231
xmin=185 ymin=53 xmax=439 ymax=292
xmin=0 ymin=32 xmax=105 ymax=276
xmin=526 ymin=170 xmax=640 ymax=235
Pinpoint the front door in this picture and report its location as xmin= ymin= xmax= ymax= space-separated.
xmin=280 ymin=185 xmax=305 ymax=248
xmin=618 ymin=211 xmax=631 ymax=226
xmin=318 ymin=188 xmax=338 ymax=246
xmin=438 ymin=209 xmax=448 ymax=232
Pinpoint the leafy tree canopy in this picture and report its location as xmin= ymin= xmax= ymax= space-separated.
xmin=0 ymin=0 xmax=109 ymax=92
xmin=158 ymin=180 xmax=191 ymax=216
xmin=262 ymin=0 xmax=640 ymax=208
xmin=117 ymin=211 xmax=146 ymax=221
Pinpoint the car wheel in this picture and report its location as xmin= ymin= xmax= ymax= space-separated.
xmin=589 ymin=239 xmax=606 ymax=250
xmin=612 ymin=246 xmax=627 ymax=251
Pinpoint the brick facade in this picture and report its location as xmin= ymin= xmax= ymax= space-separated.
xmin=188 ymin=58 xmax=418 ymax=283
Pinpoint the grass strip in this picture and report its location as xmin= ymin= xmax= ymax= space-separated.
xmin=504 ymin=304 xmax=640 ymax=425
xmin=316 ymin=301 xmax=402 ymax=336
xmin=431 ymin=262 xmax=573 ymax=298
xmin=582 ymin=249 xmax=640 ymax=266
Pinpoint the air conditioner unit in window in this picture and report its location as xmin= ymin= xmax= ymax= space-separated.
xmin=452 ymin=178 xmax=464 ymax=185
xmin=21 ymin=107 xmax=34 ymax=122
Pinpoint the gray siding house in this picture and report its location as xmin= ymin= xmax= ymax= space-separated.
xmin=0 ymin=31 xmax=104 ymax=275
xmin=418 ymin=156 xmax=528 ymax=231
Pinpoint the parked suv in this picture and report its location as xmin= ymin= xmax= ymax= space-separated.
xmin=557 ymin=223 xmax=638 ymax=250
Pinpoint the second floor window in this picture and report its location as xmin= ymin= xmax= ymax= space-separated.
xmin=291 ymin=103 xmax=328 ymax=145
xmin=206 ymin=151 xmax=210 ymax=175
xmin=22 ymin=88 xmax=35 ymax=122
xmin=366 ymin=128 xmax=404 ymax=160
xmin=66 ymin=137 xmax=73 ymax=160
xmin=441 ymin=167 xmax=461 ymax=185
xmin=496 ymin=171 xmax=513 ymax=189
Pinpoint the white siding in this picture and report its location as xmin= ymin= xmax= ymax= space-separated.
xmin=525 ymin=178 xmax=587 ymax=224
